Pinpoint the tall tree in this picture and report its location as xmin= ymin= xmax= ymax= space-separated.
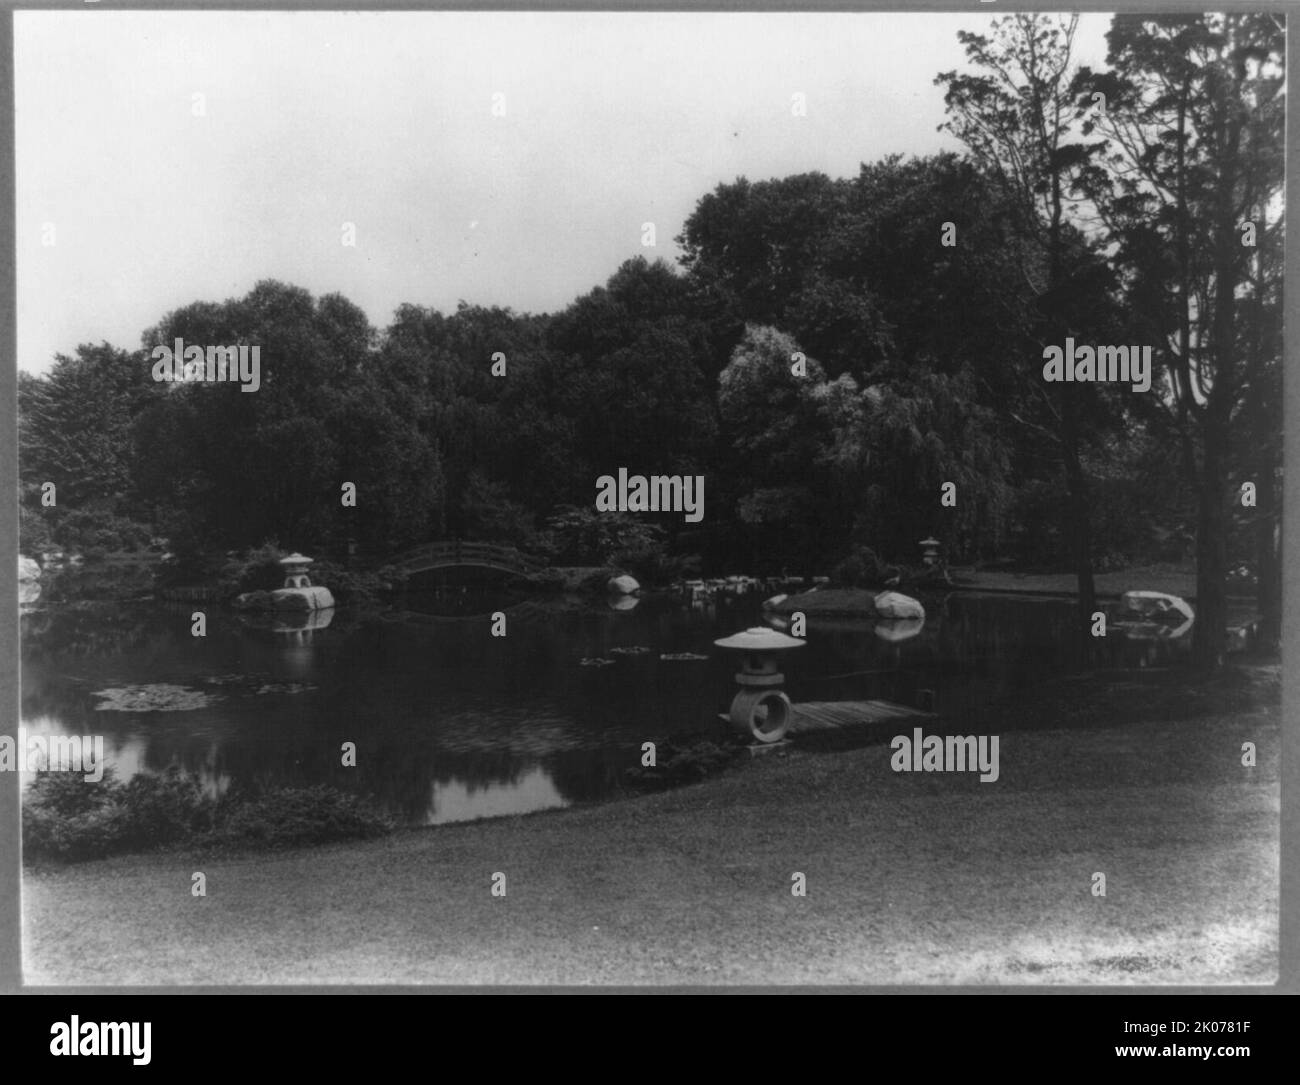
xmin=135 ymin=280 xmax=442 ymax=554
xmin=18 ymin=342 xmax=154 ymax=510
xmin=717 ymin=325 xmax=839 ymax=568
xmin=936 ymin=13 xmax=1114 ymax=636
xmin=1074 ymin=12 xmax=1285 ymax=664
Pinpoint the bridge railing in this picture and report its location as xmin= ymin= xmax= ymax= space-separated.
xmin=382 ymin=541 xmax=547 ymax=575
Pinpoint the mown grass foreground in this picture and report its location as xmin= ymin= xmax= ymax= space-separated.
xmin=23 ymin=666 xmax=1278 ymax=986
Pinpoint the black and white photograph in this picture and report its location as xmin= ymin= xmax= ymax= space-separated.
xmin=6 ymin=5 xmax=1287 ymax=994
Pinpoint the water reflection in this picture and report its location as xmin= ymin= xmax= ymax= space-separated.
xmin=428 ymin=766 xmax=567 ymax=825
xmin=874 ymin=617 xmax=925 ymax=644
xmin=20 ymin=589 xmax=1169 ymax=826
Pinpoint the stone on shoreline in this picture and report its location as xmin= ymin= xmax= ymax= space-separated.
xmin=270 ymin=585 xmax=335 ymax=610
xmin=19 ymin=555 xmax=42 ymax=608
xmin=873 ymin=591 xmax=925 ymax=620
xmin=769 ymin=587 xmax=925 ymax=619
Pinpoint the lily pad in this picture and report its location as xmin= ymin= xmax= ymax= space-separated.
xmin=93 ymin=683 xmax=218 ymax=712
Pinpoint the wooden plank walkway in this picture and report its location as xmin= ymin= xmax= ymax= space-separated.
xmin=722 ymin=699 xmax=935 ymax=738
xmin=789 ymin=700 xmax=934 ymax=735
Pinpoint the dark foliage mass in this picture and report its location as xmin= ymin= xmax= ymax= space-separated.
xmin=22 ymin=767 xmax=394 ymax=862
xmin=18 ymin=14 xmax=1281 ymax=663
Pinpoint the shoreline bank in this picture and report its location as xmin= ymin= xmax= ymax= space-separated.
xmin=23 ymin=665 xmax=1280 ymax=986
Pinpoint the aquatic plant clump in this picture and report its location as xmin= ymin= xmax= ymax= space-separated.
xmin=92 ymin=684 xmax=219 ymax=712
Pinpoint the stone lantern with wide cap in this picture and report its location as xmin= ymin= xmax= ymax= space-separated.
xmin=919 ymin=537 xmax=941 ymax=567
xmin=713 ymin=626 xmax=805 ymax=743
xmin=281 ymin=553 xmax=313 ymax=589
xmin=271 ymin=553 xmax=335 ymax=611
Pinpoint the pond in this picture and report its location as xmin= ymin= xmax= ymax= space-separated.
xmin=18 ymin=586 xmax=1182 ymax=826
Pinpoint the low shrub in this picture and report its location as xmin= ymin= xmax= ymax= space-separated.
xmin=624 ymin=736 xmax=744 ymax=790
xmin=609 ymin=542 xmax=700 ymax=587
xmin=23 ymin=767 xmax=135 ymax=861
xmin=23 ymin=767 xmax=211 ymax=861
xmin=208 ymin=786 xmax=393 ymax=850
xmin=22 ymin=767 xmax=392 ymax=863
xmin=300 ymin=559 xmax=386 ymax=605
xmin=121 ymin=769 xmax=215 ymax=842
xmin=45 ymin=558 xmax=158 ymax=603
xmin=832 ymin=545 xmax=884 ymax=588
xmin=218 ymin=541 xmax=287 ymax=596
xmin=51 ymin=508 xmax=154 ymax=554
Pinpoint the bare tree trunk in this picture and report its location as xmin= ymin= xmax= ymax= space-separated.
xmin=1255 ymin=457 xmax=1281 ymax=648
xmin=1059 ymin=388 xmax=1097 ymax=659
xmin=1193 ymin=53 xmax=1241 ymax=671
xmin=1193 ymin=417 xmax=1230 ymax=668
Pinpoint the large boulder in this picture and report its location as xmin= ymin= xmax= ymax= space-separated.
xmin=1119 ymin=590 xmax=1194 ymax=624
xmin=18 ymin=556 xmax=41 ymax=608
xmin=1116 ymin=591 xmax=1194 ymax=640
xmin=607 ymin=574 xmax=640 ymax=596
xmin=271 ymin=585 xmax=335 ymax=611
xmin=873 ymin=591 xmax=925 ymax=620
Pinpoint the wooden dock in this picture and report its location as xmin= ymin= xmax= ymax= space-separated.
xmin=719 ymin=698 xmax=934 ymax=740
xmin=789 ymin=700 xmax=934 ymax=735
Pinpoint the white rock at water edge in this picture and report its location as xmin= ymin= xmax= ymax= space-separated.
xmin=873 ymin=591 xmax=925 ymax=620
xmin=19 ymin=555 xmax=42 ymax=607
xmin=608 ymin=574 xmax=640 ymax=595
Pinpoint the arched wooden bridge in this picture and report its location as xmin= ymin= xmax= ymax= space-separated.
xmin=381 ymin=540 xmax=548 ymax=579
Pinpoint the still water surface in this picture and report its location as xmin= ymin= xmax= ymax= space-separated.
xmin=20 ymin=589 xmax=1143 ymax=825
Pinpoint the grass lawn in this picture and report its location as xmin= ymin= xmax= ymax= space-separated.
xmin=23 ymin=668 xmax=1278 ymax=986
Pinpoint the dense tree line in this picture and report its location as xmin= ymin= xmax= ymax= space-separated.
xmin=18 ymin=13 xmax=1282 ymax=665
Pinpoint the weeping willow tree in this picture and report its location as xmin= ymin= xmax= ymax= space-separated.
xmin=716 ymin=325 xmax=845 ymax=569
xmin=718 ymin=324 xmax=1015 ymax=569
xmin=815 ymin=366 xmax=1015 ymax=564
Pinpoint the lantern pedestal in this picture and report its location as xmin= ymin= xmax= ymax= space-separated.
xmin=727 ymin=688 xmax=793 ymax=742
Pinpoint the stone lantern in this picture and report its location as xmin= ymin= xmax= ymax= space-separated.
xmin=271 ymin=553 xmax=335 ymax=611
xmin=713 ymin=626 xmax=805 ymax=743
xmin=281 ymin=553 xmax=313 ymax=588
xmin=919 ymin=537 xmax=941 ymax=567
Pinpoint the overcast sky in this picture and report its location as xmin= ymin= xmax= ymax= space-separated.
xmin=16 ymin=10 xmax=1112 ymax=374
